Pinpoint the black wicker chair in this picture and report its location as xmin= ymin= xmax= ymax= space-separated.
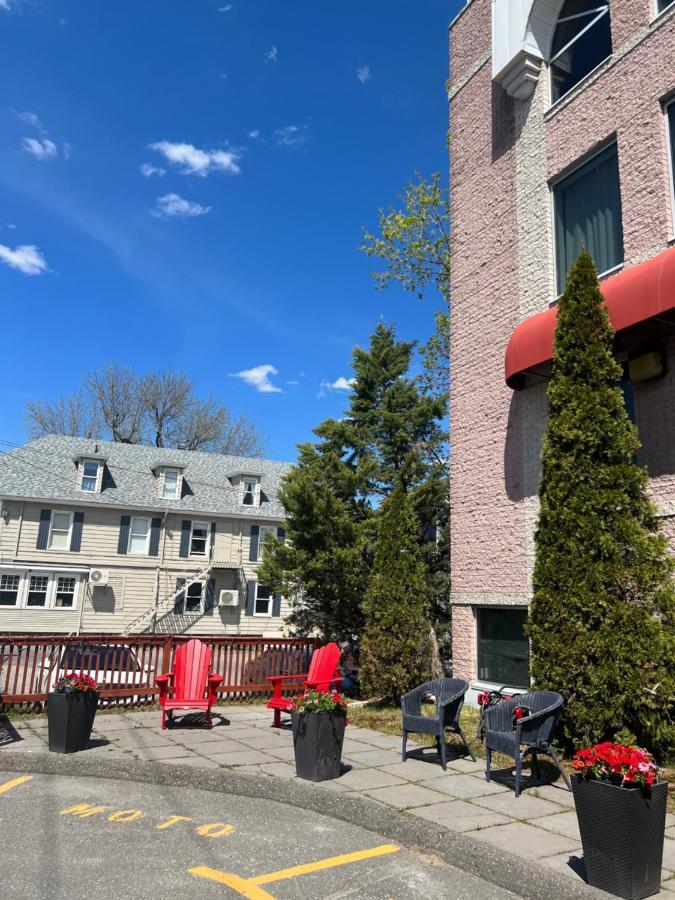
xmin=401 ymin=678 xmax=475 ymax=771
xmin=483 ymin=690 xmax=571 ymax=798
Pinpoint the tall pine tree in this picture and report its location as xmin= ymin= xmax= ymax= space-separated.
xmin=528 ymin=251 xmax=675 ymax=754
xmin=361 ymin=480 xmax=434 ymax=700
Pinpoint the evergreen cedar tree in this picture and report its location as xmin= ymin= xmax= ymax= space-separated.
xmin=256 ymin=322 xmax=447 ymax=648
xmin=528 ymin=251 xmax=675 ymax=755
xmin=360 ymin=480 xmax=434 ymax=700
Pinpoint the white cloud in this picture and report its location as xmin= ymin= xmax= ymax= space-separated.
xmin=0 ymin=242 xmax=48 ymax=275
xmin=152 ymin=193 xmax=211 ymax=219
xmin=230 ymin=364 xmax=282 ymax=393
xmin=318 ymin=376 xmax=355 ymax=398
xmin=0 ymin=0 xmax=23 ymax=10
xmin=265 ymin=45 xmax=278 ymax=63
xmin=62 ymin=142 xmax=72 ymax=159
xmin=285 ymin=380 xmax=299 ymax=386
xmin=21 ymin=137 xmax=58 ymax=160
xmin=147 ymin=140 xmax=241 ymax=177
xmin=248 ymin=129 xmax=260 ymax=140
xmin=15 ymin=110 xmax=42 ymax=129
xmin=217 ymin=4 xmax=233 ymax=10
xmin=140 ymin=162 xmax=165 ymax=178
xmin=273 ymin=124 xmax=308 ymax=148
xmin=356 ymin=65 xmax=372 ymax=84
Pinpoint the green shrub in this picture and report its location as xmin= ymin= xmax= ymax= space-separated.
xmin=528 ymin=251 xmax=675 ymax=755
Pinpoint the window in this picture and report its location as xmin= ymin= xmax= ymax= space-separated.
xmin=79 ymin=460 xmax=99 ymax=492
xmin=550 ymin=1 xmax=612 ymax=103
xmin=258 ymin=526 xmax=275 ymax=558
xmin=657 ymin=0 xmax=675 ymax=14
xmin=162 ymin=468 xmax=179 ymax=500
xmin=254 ymin=584 xmax=272 ymax=616
xmin=0 ymin=574 xmax=20 ymax=606
xmin=181 ymin=581 xmax=204 ymax=614
xmin=190 ymin=522 xmax=208 ymax=556
xmin=667 ymin=101 xmax=675 ymax=232
xmin=48 ymin=511 xmax=73 ymax=550
xmin=54 ymin=576 xmax=76 ymax=608
xmin=242 ymin=479 xmax=256 ymax=506
xmin=127 ymin=517 xmax=150 ymax=555
xmin=553 ymin=143 xmax=624 ymax=295
xmin=27 ymin=575 xmax=49 ymax=607
xmin=477 ymin=608 xmax=529 ymax=687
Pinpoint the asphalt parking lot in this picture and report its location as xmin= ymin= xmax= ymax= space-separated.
xmin=0 ymin=772 xmax=517 ymax=899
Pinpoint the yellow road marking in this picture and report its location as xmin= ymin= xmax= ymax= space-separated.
xmin=189 ymin=843 xmax=400 ymax=897
xmin=0 ymin=775 xmax=33 ymax=795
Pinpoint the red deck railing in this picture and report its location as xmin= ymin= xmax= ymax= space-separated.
xmin=0 ymin=634 xmax=320 ymax=710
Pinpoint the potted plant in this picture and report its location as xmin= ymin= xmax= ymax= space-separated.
xmin=572 ymin=741 xmax=667 ymax=900
xmin=47 ymin=671 xmax=100 ymax=754
xmin=291 ymin=689 xmax=348 ymax=782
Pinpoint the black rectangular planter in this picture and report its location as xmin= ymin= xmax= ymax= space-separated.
xmin=291 ymin=710 xmax=346 ymax=782
xmin=573 ymin=777 xmax=667 ymax=900
xmin=47 ymin=691 xmax=99 ymax=754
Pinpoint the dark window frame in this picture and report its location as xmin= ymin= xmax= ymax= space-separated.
xmin=549 ymin=0 xmax=612 ymax=104
xmin=476 ymin=607 xmax=530 ymax=688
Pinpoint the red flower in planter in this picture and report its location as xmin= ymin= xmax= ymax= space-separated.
xmin=572 ymin=741 xmax=658 ymax=788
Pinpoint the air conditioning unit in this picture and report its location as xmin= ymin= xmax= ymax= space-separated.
xmin=218 ymin=589 xmax=239 ymax=608
xmin=89 ymin=568 xmax=109 ymax=587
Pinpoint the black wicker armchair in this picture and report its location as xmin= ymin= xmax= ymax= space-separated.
xmin=483 ymin=690 xmax=571 ymax=798
xmin=401 ymin=678 xmax=475 ymax=771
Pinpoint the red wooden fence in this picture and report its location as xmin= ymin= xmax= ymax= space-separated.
xmin=0 ymin=634 xmax=320 ymax=709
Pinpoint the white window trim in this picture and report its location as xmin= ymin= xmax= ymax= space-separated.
xmin=179 ymin=579 xmax=206 ymax=615
xmin=0 ymin=571 xmax=81 ymax=611
xmin=257 ymin=525 xmax=275 ymax=561
xmin=48 ymin=510 xmax=74 ymax=552
xmin=127 ymin=516 xmax=151 ymax=556
xmin=242 ymin=477 xmax=260 ymax=507
xmin=161 ymin=467 xmax=180 ymax=500
xmin=653 ymin=0 xmax=675 ymax=23
xmin=550 ymin=141 xmax=624 ymax=299
xmin=79 ymin=459 xmax=101 ymax=493
xmin=666 ymin=98 xmax=675 ymax=239
xmin=189 ymin=521 xmax=209 ymax=557
xmin=253 ymin=583 xmax=273 ymax=617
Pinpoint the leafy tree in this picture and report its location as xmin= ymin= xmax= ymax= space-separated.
xmin=360 ymin=481 xmax=434 ymax=700
xmin=360 ymin=173 xmax=450 ymax=396
xmin=528 ymin=251 xmax=675 ymax=754
xmin=25 ymin=363 xmax=266 ymax=457
xmin=258 ymin=322 xmax=446 ymax=647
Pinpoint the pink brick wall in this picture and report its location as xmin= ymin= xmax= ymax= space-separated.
xmin=449 ymin=0 xmax=675 ymax=684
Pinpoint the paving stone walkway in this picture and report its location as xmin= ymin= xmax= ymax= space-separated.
xmin=4 ymin=706 xmax=674 ymax=895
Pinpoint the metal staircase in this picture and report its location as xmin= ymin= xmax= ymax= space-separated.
xmin=121 ymin=564 xmax=214 ymax=635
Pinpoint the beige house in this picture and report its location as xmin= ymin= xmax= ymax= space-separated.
xmin=0 ymin=436 xmax=291 ymax=636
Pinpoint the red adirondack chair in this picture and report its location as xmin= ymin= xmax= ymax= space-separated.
xmin=156 ymin=639 xmax=222 ymax=729
xmin=266 ymin=642 xmax=342 ymax=727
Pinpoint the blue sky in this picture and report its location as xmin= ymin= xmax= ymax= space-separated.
xmin=0 ymin=0 xmax=457 ymax=462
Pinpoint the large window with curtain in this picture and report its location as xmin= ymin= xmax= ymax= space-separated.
xmin=553 ymin=143 xmax=624 ymax=295
xmin=667 ymin=100 xmax=675 ymax=232
xmin=550 ymin=0 xmax=612 ymax=103
xmin=477 ymin=608 xmax=530 ymax=687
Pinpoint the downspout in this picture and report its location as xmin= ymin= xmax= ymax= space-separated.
xmin=151 ymin=510 xmax=169 ymax=634
xmin=13 ymin=501 xmax=24 ymax=559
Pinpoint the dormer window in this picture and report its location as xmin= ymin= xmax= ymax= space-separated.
xmin=162 ymin=468 xmax=180 ymax=500
xmin=79 ymin=460 xmax=100 ymax=493
xmin=242 ymin=479 xmax=256 ymax=506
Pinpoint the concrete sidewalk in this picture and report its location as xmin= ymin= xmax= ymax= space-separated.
xmin=3 ymin=706 xmax=674 ymax=895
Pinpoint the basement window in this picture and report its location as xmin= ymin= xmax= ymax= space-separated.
xmin=477 ymin=608 xmax=529 ymax=688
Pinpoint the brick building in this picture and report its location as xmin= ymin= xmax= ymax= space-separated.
xmin=449 ymin=0 xmax=675 ymax=695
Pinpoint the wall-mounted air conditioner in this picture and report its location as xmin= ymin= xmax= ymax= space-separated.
xmin=89 ymin=568 xmax=109 ymax=587
xmin=218 ymin=589 xmax=239 ymax=608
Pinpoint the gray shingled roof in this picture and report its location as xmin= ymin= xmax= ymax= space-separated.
xmin=0 ymin=436 xmax=292 ymax=520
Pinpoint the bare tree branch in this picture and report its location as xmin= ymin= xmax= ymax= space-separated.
xmin=25 ymin=390 xmax=99 ymax=440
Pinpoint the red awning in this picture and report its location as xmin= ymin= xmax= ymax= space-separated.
xmin=505 ymin=247 xmax=675 ymax=388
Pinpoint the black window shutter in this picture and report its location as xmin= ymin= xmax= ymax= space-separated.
xmin=277 ymin=526 xmax=286 ymax=543
xmin=174 ymin=577 xmax=186 ymax=614
xmin=272 ymin=592 xmax=281 ymax=617
xmin=179 ymin=520 xmax=191 ymax=558
xmin=70 ymin=512 xmax=84 ymax=552
xmin=148 ymin=518 xmax=162 ymax=557
xmin=36 ymin=509 xmax=51 ymax=550
xmin=249 ymin=525 xmax=260 ymax=562
xmin=209 ymin=522 xmax=216 ymax=557
xmin=117 ymin=515 xmax=131 ymax=555
xmin=245 ymin=581 xmax=256 ymax=616
xmin=205 ymin=578 xmax=216 ymax=612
